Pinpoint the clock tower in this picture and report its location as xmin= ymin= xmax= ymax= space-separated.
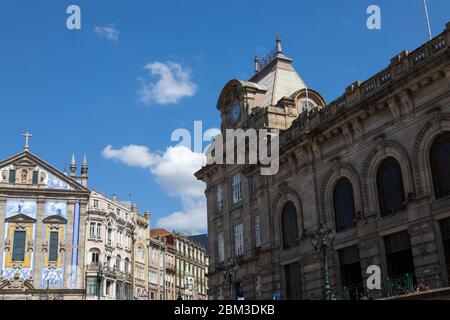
xmin=216 ymin=36 xmax=325 ymax=133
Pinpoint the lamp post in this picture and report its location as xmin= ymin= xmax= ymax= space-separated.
xmin=311 ymin=223 xmax=336 ymax=300
xmin=223 ymin=257 xmax=238 ymax=300
xmin=96 ymin=263 xmax=104 ymax=301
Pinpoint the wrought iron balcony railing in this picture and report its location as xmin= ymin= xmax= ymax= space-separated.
xmin=305 ymin=268 xmax=449 ymax=300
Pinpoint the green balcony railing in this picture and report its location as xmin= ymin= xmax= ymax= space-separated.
xmin=305 ymin=268 xmax=449 ymax=300
xmin=386 ymin=273 xmax=415 ymax=297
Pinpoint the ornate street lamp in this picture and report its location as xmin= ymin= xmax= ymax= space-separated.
xmin=311 ymin=223 xmax=336 ymax=300
xmin=223 ymin=257 xmax=239 ymax=300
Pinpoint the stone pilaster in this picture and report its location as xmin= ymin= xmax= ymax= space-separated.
xmin=32 ymin=198 xmax=46 ymax=289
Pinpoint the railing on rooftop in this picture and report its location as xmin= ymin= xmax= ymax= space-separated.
xmin=288 ymin=26 xmax=449 ymax=143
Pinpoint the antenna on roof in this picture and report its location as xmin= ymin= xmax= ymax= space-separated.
xmin=423 ymin=0 xmax=432 ymax=40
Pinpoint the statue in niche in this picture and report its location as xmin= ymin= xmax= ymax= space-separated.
xmin=21 ymin=169 xmax=28 ymax=183
xmin=39 ymin=172 xmax=46 ymax=183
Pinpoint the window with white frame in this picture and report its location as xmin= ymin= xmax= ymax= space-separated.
xmin=231 ymin=174 xmax=242 ymax=205
xmin=149 ymin=271 xmax=157 ymax=285
xmin=136 ymin=246 xmax=145 ymax=263
xmin=218 ymin=232 xmax=225 ymax=263
xmin=89 ymin=222 xmax=95 ymax=238
xmin=107 ymin=228 xmax=112 ymax=246
xmin=96 ymin=224 xmax=101 ymax=239
xmin=234 ymin=224 xmax=244 ymax=256
xmin=254 ymin=215 xmax=261 ymax=249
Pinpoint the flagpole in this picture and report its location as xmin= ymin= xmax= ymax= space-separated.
xmin=423 ymin=0 xmax=432 ymax=40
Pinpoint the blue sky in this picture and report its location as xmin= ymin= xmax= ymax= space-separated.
xmin=0 ymin=0 xmax=449 ymax=234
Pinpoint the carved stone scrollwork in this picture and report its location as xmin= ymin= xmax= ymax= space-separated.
xmin=15 ymin=224 xmax=26 ymax=231
xmin=4 ymin=238 xmax=11 ymax=252
xmin=42 ymin=240 xmax=48 ymax=253
xmin=39 ymin=171 xmax=46 ymax=184
xmin=7 ymin=272 xmax=25 ymax=289
xmin=59 ymin=241 xmax=66 ymax=253
xmin=27 ymin=239 xmax=34 ymax=252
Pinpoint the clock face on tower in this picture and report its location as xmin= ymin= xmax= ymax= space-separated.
xmin=231 ymin=103 xmax=241 ymax=124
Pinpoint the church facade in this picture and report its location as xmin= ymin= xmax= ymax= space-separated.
xmin=0 ymin=147 xmax=90 ymax=300
xmin=196 ymin=23 xmax=450 ymax=299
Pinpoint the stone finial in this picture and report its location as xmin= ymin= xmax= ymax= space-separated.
xmin=131 ymin=204 xmax=138 ymax=213
xmin=81 ymin=154 xmax=88 ymax=175
xmin=276 ymin=35 xmax=282 ymax=54
xmin=70 ymin=154 xmax=76 ymax=176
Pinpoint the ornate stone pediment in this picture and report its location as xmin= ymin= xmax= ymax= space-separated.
xmin=0 ymin=150 xmax=90 ymax=192
xmin=5 ymin=213 xmax=37 ymax=224
xmin=42 ymin=215 xmax=68 ymax=225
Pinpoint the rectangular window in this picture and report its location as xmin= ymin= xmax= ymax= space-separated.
xmin=216 ymin=184 xmax=224 ymax=214
xmin=285 ymin=262 xmax=302 ymax=300
xmin=93 ymin=200 xmax=99 ymax=208
xmin=232 ymin=174 xmax=242 ymax=205
xmin=49 ymin=231 xmax=59 ymax=262
xmin=339 ymin=246 xmax=363 ymax=299
xmin=12 ymin=231 xmax=26 ymax=262
xmin=254 ymin=216 xmax=261 ymax=249
xmin=86 ymin=277 xmax=98 ymax=296
xmin=384 ymin=231 xmax=415 ymax=277
xmin=9 ymin=170 xmax=16 ymax=184
xmin=32 ymin=171 xmax=39 ymax=185
xmin=96 ymin=224 xmax=101 ymax=239
xmin=90 ymin=222 xmax=95 ymax=238
xmin=234 ymin=224 xmax=244 ymax=256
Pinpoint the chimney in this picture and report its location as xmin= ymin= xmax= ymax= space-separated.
xmin=254 ymin=56 xmax=260 ymax=73
xmin=275 ymin=35 xmax=282 ymax=55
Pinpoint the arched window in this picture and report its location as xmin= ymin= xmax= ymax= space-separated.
xmin=430 ymin=133 xmax=450 ymax=199
xmin=89 ymin=248 xmax=100 ymax=265
xmin=377 ymin=158 xmax=405 ymax=217
xmin=333 ymin=178 xmax=356 ymax=231
xmin=281 ymin=202 xmax=299 ymax=249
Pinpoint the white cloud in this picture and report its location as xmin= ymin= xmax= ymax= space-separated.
xmin=94 ymin=24 xmax=120 ymax=42
xmin=102 ymin=144 xmax=207 ymax=233
xmin=157 ymin=196 xmax=207 ymax=233
xmin=102 ymin=144 xmax=160 ymax=168
xmin=138 ymin=61 xmax=197 ymax=105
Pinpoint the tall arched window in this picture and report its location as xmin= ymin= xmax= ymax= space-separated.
xmin=281 ymin=202 xmax=299 ymax=249
xmin=377 ymin=157 xmax=405 ymax=217
xmin=430 ymin=132 xmax=450 ymax=199
xmin=333 ymin=178 xmax=356 ymax=231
